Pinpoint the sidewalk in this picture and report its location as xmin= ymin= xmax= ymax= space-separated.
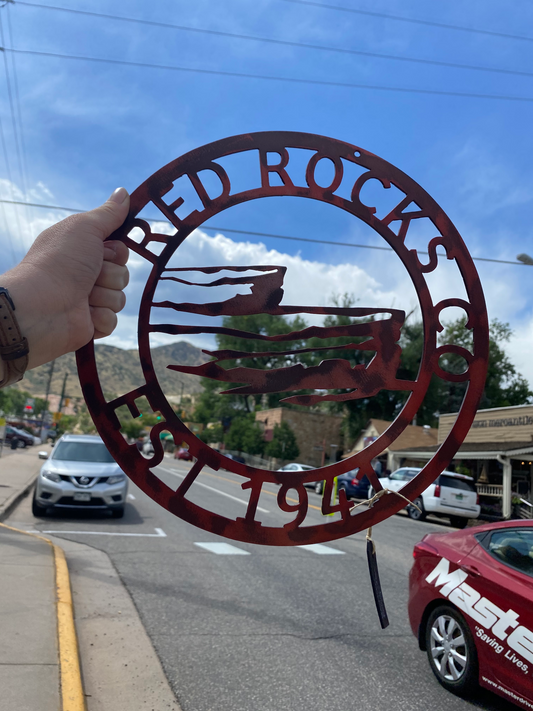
xmin=0 ymin=446 xmax=181 ymax=711
xmin=0 ymin=524 xmax=60 ymax=711
xmin=0 ymin=442 xmax=45 ymax=522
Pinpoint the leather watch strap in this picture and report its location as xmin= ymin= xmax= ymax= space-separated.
xmin=0 ymin=288 xmax=29 ymax=388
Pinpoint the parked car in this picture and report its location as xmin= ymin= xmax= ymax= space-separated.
xmin=408 ymin=520 xmax=533 ymax=707
xmin=32 ymin=434 xmax=128 ymax=518
xmin=313 ymin=470 xmax=370 ymax=498
xmin=224 ymin=453 xmax=246 ymax=464
xmin=368 ymin=467 xmax=480 ymax=528
xmin=336 ymin=470 xmax=370 ymax=499
xmin=278 ymin=463 xmax=314 ymax=474
xmin=276 ymin=463 xmax=317 ymax=489
xmin=174 ymin=447 xmax=193 ymax=461
xmin=4 ymin=425 xmax=34 ymax=448
xmin=20 ymin=428 xmax=40 ymax=445
xmin=142 ymin=440 xmax=154 ymax=456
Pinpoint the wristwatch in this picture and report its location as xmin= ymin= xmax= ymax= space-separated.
xmin=0 ymin=287 xmax=29 ymax=388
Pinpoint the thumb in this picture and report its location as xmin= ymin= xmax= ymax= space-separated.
xmin=85 ymin=187 xmax=131 ymax=241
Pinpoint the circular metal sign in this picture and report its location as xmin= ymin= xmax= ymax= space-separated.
xmin=77 ymin=131 xmax=488 ymax=545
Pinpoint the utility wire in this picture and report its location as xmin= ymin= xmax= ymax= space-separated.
xmin=0 ymin=197 xmax=529 ymax=267
xmin=0 ymin=14 xmax=27 ymax=209
xmin=0 ymin=119 xmax=20 ymax=264
xmin=5 ymin=47 xmax=533 ymax=103
xmin=282 ymin=0 xmax=533 ymax=44
xmin=14 ymin=1 xmax=533 ymax=80
xmin=6 ymin=4 xmax=30 ymax=211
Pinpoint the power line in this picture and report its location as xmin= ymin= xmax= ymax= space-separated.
xmin=0 ymin=119 xmax=20 ymax=264
xmin=6 ymin=3 xmax=30 ymax=205
xmin=0 ymin=197 xmax=529 ymax=267
xmin=14 ymin=1 xmax=533 ymax=80
xmin=282 ymin=0 xmax=533 ymax=44
xmin=5 ymin=47 xmax=533 ymax=103
xmin=0 ymin=13 xmax=27 ymax=206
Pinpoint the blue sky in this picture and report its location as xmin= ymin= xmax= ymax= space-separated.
xmin=2 ymin=0 xmax=533 ymax=386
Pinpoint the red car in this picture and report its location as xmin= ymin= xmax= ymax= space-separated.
xmin=409 ymin=520 xmax=533 ymax=709
xmin=174 ymin=447 xmax=193 ymax=461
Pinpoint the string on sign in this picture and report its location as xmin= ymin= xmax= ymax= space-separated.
xmin=352 ymin=489 xmax=422 ymax=629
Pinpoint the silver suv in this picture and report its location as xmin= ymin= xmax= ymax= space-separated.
xmin=368 ymin=467 xmax=480 ymax=528
xmin=33 ymin=434 xmax=128 ymax=518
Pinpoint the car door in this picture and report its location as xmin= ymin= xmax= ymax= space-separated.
xmin=461 ymin=525 xmax=533 ymax=702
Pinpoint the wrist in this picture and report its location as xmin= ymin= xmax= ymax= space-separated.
xmin=2 ymin=265 xmax=57 ymax=371
xmin=0 ymin=284 xmax=30 ymax=388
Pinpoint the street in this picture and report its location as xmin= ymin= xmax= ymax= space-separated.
xmin=9 ymin=458 xmax=516 ymax=711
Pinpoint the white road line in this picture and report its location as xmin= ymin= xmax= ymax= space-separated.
xmin=32 ymin=527 xmax=167 ymax=538
xmin=158 ymin=466 xmax=269 ymax=513
xmin=194 ymin=542 xmax=250 ymax=555
xmin=127 ymin=493 xmax=136 ymax=500
xmin=298 ymin=543 xmax=345 ymax=555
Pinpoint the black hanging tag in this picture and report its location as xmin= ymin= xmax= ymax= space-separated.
xmin=366 ymin=532 xmax=390 ymax=629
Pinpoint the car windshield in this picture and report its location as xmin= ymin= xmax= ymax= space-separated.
xmin=391 ymin=470 xmax=417 ymax=481
xmin=439 ymin=474 xmax=475 ymax=492
xmin=52 ymin=441 xmax=115 ymax=463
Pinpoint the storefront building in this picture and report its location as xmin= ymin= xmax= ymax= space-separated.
xmin=391 ymin=404 xmax=533 ymax=520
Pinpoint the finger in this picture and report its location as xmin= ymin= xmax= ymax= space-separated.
xmin=103 ymin=240 xmax=129 ymax=266
xmin=91 ymin=306 xmax=118 ymax=338
xmin=89 ymin=285 xmax=126 ymax=313
xmin=85 ymin=187 xmax=131 ymax=241
xmin=95 ymin=261 xmax=129 ymax=290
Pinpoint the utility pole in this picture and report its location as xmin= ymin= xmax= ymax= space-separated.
xmin=39 ymin=359 xmax=55 ymax=438
xmin=58 ymin=372 xmax=69 ymax=415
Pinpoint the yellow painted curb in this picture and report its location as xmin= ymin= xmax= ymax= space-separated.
xmin=0 ymin=522 xmax=87 ymax=711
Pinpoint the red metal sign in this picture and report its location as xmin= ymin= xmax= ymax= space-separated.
xmin=76 ymin=131 xmax=489 ymax=545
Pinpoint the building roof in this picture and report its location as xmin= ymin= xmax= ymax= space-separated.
xmin=439 ymin=402 xmax=533 ymax=418
xmin=343 ymin=418 xmax=438 ymax=458
xmin=392 ymin=440 xmax=533 ymax=459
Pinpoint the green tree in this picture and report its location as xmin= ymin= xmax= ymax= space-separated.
xmin=265 ymin=421 xmax=299 ymax=461
xmin=437 ymin=317 xmax=532 ymax=413
xmin=0 ymin=388 xmax=27 ymax=417
xmin=194 ymin=291 xmax=532 ymax=452
xmin=193 ymin=312 xmax=310 ymax=425
xmin=225 ymin=414 xmax=265 ymax=456
xmin=121 ymin=418 xmax=145 ymax=440
xmin=200 ymin=422 xmax=224 ymax=445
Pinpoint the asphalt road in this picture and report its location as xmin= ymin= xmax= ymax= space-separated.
xmin=10 ymin=457 xmax=517 ymax=711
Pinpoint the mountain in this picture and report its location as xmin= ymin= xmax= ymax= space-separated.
xmin=18 ymin=342 xmax=209 ymax=400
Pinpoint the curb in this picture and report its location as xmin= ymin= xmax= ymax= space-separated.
xmin=0 ymin=522 xmax=86 ymax=711
xmin=0 ymin=474 xmax=37 ymax=522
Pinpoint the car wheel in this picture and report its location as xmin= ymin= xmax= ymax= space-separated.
xmin=314 ymin=481 xmax=323 ymax=495
xmin=18 ymin=440 xmax=27 ymax=449
xmin=31 ymin=493 xmax=48 ymax=517
xmin=111 ymin=507 xmax=125 ymax=519
xmin=407 ymin=497 xmax=427 ymax=521
xmin=449 ymin=516 xmax=468 ymax=529
xmin=425 ymin=605 xmax=478 ymax=695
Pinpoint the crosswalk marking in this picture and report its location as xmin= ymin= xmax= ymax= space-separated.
xmin=193 ymin=541 xmax=345 ymax=555
xmin=194 ymin=542 xmax=251 ymax=555
xmin=298 ymin=543 xmax=345 ymax=555
xmin=33 ymin=527 xmax=167 ymax=538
